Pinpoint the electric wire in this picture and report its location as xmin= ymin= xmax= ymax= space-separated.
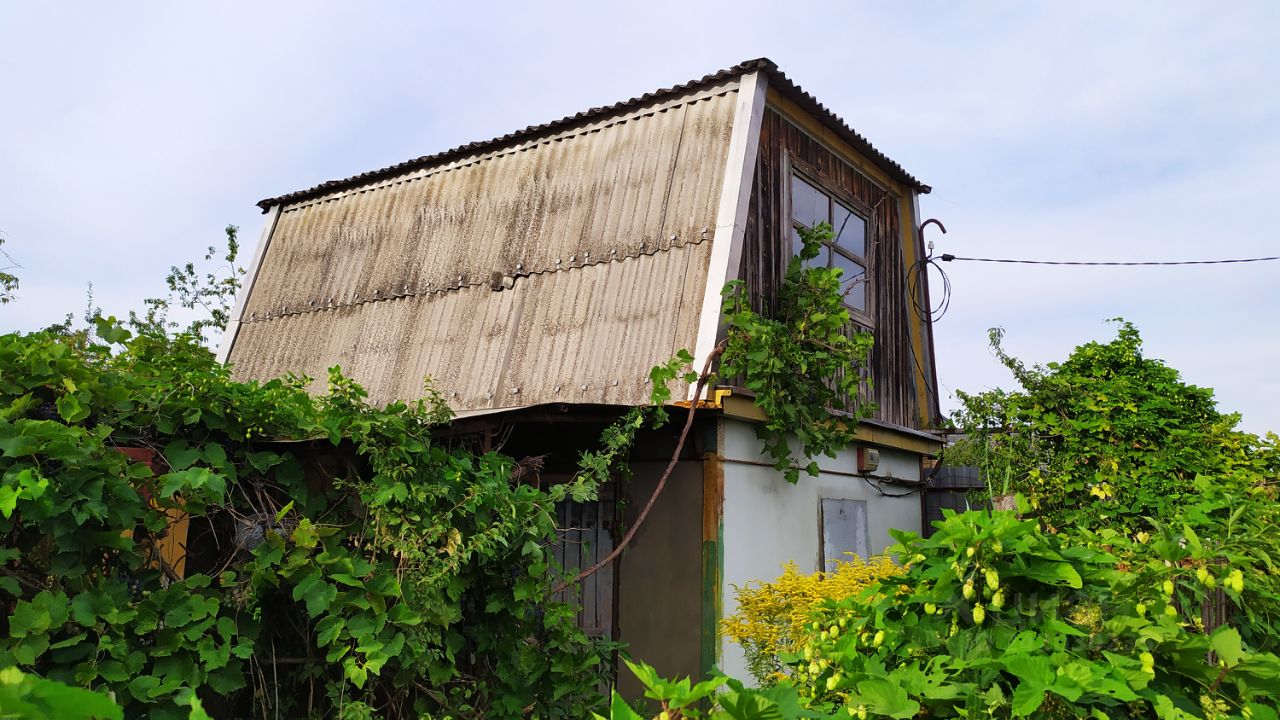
xmin=939 ymin=254 xmax=1280 ymax=266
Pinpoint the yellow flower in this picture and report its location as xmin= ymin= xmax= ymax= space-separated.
xmin=720 ymin=556 xmax=900 ymax=674
xmin=985 ymin=568 xmax=1000 ymax=591
xmin=923 ymin=602 xmax=937 ymax=615
xmin=962 ymin=580 xmax=975 ymax=600
xmin=873 ymin=630 xmax=885 ymax=647
xmin=973 ymin=603 xmax=986 ymax=624
xmin=991 ymin=591 xmax=1005 ymax=610
xmin=1135 ymin=531 xmax=1151 ymax=544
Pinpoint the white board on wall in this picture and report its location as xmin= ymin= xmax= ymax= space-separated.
xmin=820 ymin=498 xmax=869 ymax=571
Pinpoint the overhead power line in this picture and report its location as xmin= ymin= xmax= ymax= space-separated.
xmin=939 ymin=254 xmax=1280 ymax=267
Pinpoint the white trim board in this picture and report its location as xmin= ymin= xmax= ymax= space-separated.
xmin=687 ymin=71 xmax=768 ymax=399
xmin=216 ymin=205 xmax=281 ymax=365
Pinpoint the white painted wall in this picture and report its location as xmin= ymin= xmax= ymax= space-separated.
xmin=718 ymin=417 xmax=923 ymax=680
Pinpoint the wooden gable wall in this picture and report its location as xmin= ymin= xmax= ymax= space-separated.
xmin=737 ymin=104 xmax=929 ymax=429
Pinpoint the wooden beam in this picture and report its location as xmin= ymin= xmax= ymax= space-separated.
xmin=718 ymin=394 xmax=942 ymax=456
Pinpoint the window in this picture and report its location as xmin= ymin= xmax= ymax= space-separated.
xmin=790 ymin=172 xmax=869 ymax=314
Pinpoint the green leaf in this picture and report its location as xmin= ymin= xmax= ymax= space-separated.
xmin=1011 ymin=681 xmax=1048 ymax=716
xmin=163 ymin=440 xmax=200 ymax=471
xmin=851 ymin=679 xmax=919 ymax=719
xmin=606 ymin=692 xmax=645 ymax=720
xmin=55 ymin=393 xmax=90 ymax=423
xmin=1022 ymin=560 xmax=1083 ymax=588
xmin=1210 ymin=626 xmax=1244 ymax=668
xmin=94 ymin=317 xmax=132 ymax=344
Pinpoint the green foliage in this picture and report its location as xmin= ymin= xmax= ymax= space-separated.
xmin=0 ymin=323 xmax=612 ymax=718
xmin=600 ymin=660 xmax=823 ymax=720
xmin=0 ymin=666 xmax=122 ymax=719
xmin=787 ymin=511 xmax=1280 ymax=718
xmin=561 ymin=349 xmax=698 ymax=505
xmin=952 ymin=321 xmax=1280 ymax=652
xmin=0 ymin=235 xmax=18 ymax=305
xmin=952 ymin=321 xmax=1276 ymax=530
xmin=720 ymin=223 xmax=875 ymax=483
xmin=127 ymin=225 xmax=245 ymax=342
xmin=1121 ymin=473 xmax=1280 ymax=653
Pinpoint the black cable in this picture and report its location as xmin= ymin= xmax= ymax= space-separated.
xmin=939 ymin=254 xmax=1280 ymax=266
xmin=861 ymin=474 xmax=924 ymax=498
xmin=907 ymin=255 xmax=951 ymax=323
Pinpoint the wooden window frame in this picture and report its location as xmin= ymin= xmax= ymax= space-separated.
xmin=784 ymin=154 xmax=874 ymax=328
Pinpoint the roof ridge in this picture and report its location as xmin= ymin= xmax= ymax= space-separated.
xmin=256 ymin=58 xmax=926 ymax=212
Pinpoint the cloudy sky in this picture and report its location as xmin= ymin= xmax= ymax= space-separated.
xmin=2 ymin=2 xmax=1278 ymax=433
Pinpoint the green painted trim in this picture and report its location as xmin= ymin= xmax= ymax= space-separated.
xmin=700 ymin=525 xmax=723 ymax=676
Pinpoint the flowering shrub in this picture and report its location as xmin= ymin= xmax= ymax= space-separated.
xmin=722 ymin=556 xmax=900 ymax=685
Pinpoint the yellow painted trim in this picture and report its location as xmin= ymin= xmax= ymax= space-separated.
xmin=899 ymin=198 xmax=932 ymax=426
xmin=764 ymin=89 xmax=904 ymax=195
xmin=718 ymin=395 xmax=941 ymax=456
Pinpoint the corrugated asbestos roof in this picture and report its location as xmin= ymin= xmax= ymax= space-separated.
xmin=231 ymin=242 xmax=713 ymax=409
xmin=257 ymin=58 xmax=927 ymax=211
xmin=228 ymin=82 xmax=736 ymax=410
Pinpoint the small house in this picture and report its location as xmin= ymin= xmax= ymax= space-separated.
xmin=219 ymin=58 xmax=943 ymax=687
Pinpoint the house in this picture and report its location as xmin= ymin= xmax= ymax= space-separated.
xmin=218 ymin=58 xmax=943 ymax=688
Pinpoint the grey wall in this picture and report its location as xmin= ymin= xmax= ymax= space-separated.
xmin=616 ymin=459 xmax=705 ymax=698
xmin=718 ymin=417 xmax=923 ymax=681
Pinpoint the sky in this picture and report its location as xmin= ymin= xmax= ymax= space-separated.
xmin=2 ymin=1 xmax=1278 ymax=433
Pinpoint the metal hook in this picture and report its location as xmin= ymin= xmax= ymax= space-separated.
xmin=920 ymin=218 xmax=947 ymax=257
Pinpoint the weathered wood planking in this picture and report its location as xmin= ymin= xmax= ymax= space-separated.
xmin=736 ymin=108 xmax=922 ymax=429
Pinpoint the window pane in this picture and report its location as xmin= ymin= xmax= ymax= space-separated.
xmin=791 ymin=174 xmax=829 ymax=230
xmin=833 ymin=204 xmax=866 ymax=257
xmin=792 ymin=226 xmax=827 ymax=266
xmin=832 ymin=250 xmax=867 ymax=311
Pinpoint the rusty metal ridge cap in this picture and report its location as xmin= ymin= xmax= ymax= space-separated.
xmin=256 ymin=59 xmax=928 ymax=212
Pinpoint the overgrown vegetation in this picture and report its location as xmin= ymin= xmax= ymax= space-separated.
xmin=720 ymin=222 xmax=875 ymax=483
xmin=951 ymin=321 xmax=1279 ymax=531
xmin=610 ymin=509 xmax=1280 ymax=719
xmin=0 ymin=229 xmax=632 ymax=718
xmin=605 ymin=322 xmax=1280 ymax=719
xmin=952 ymin=321 xmax=1280 ymax=651
xmin=0 ymin=320 xmax=618 ymax=718
xmin=0 ymin=219 xmax=884 ymax=718
xmin=721 ymin=556 xmax=900 ymax=686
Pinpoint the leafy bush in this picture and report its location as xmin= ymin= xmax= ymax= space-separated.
xmin=0 ymin=323 xmax=611 ymax=718
xmin=786 ymin=510 xmax=1280 ymax=718
xmin=952 ymin=321 xmax=1280 ymax=654
xmin=952 ymin=321 xmax=1279 ymax=532
xmin=722 ymin=556 xmax=900 ymax=685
